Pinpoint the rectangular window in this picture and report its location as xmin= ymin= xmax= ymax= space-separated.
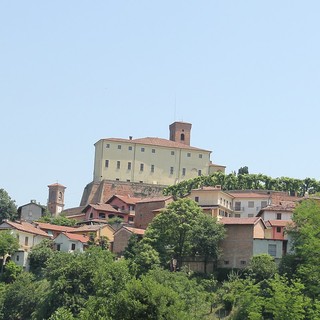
xmin=152 ymin=149 xmax=155 ymax=153
xmin=276 ymin=213 xmax=282 ymax=220
xmin=276 ymin=226 xmax=281 ymax=233
xmin=140 ymin=164 xmax=144 ymax=171
xmin=234 ymin=201 xmax=241 ymax=211
xmin=268 ymin=244 xmax=277 ymax=257
xmin=71 ymin=243 xmax=76 ymax=251
xmin=128 ymin=146 xmax=132 ymax=151
xmin=106 ymin=143 xmax=110 ymax=148
xmin=117 ymin=161 xmax=120 ymax=169
xmin=224 ymin=260 xmax=229 ymax=265
xmin=118 ymin=145 xmax=121 ymax=149
xmin=171 ymin=151 xmax=175 ymax=155
xmin=170 ymin=167 xmax=174 ymax=174
xmin=25 ymin=237 xmax=29 ymax=246
xmin=141 ymin=147 xmax=145 ymax=152
xmin=126 ymin=179 xmax=131 ymax=182
xmin=199 ymin=154 xmax=202 ymax=158
xmin=16 ymin=255 xmax=19 ymax=262
xmin=151 ymin=165 xmax=155 ymax=173
xmin=187 ymin=153 xmax=191 ymax=157
xmin=261 ymin=201 xmax=268 ymax=208
xmin=105 ymin=160 xmax=109 ymax=168
xmin=198 ymin=170 xmax=202 ymax=176
xmin=182 ymin=168 xmax=186 ymax=176
xmin=195 ymin=196 xmax=199 ymax=202
xmin=128 ymin=162 xmax=132 ymax=170
xmin=248 ymin=201 xmax=254 ymax=208
xmin=240 ymin=260 xmax=247 ymax=266
xmin=235 ymin=213 xmax=241 ymax=218
xmin=57 ymin=244 xmax=61 ymax=251
xmin=248 ymin=214 xmax=254 ymax=217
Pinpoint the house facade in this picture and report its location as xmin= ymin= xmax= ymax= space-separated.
xmin=218 ymin=217 xmax=266 ymax=269
xmin=18 ymin=200 xmax=46 ymax=222
xmin=82 ymin=203 xmax=125 ymax=222
xmin=54 ymin=232 xmax=88 ymax=252
xmin=0 ymin=220 xmax=50 ymax=269
xmin=113 ymin=226 xmax=145 ymax=255
xmin=93 ymin=121 xmax=225 ymax=186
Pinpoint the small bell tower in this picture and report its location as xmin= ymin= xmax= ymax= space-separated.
xmin=47 ymin=183 xmax=66 ymax=216
xmin=169 ymin=121 xmax=192 ymax=146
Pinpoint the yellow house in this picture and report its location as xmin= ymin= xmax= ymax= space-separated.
xmin=93 ymin=121 xmax=225 ymax=186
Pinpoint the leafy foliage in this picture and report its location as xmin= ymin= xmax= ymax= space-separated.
xmin=163 ymin=171 xmax=320 ymax=199
xmin=0 ymin=189 xmax=17 ymax=222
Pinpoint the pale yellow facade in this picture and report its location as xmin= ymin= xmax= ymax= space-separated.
xmin=93 ymin=139 xmax=212 ymax=185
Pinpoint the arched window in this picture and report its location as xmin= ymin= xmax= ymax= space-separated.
xmin=180 ymin=133 xmax=185 ymax=141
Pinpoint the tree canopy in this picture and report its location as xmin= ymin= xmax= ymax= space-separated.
xmin=0 ymin=189 xmax=17 ymax=222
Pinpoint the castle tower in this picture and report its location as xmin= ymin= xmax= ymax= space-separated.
xmin=47 ymin=183 xmax=66 ymax=216
xmin=169 ymin=121 xmax=192 ymax=146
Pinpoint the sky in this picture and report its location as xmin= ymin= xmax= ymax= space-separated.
xmin=1 ymin=1 xmax=320 ymax=209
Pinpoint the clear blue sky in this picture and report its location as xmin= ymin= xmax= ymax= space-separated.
xmin=1 ymin=1 xmax=319 ymax=209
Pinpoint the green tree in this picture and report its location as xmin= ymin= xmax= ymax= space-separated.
xmin=190 ymin=214 xmax=225 ymax=273
xmin=244 ymin=254 xmax=277 ymax=283
xmin=1 ymin=260 xmax=23 ymax=283
xmin=288 ymin=199 xmax=320 ymax=298
xmin=28 ymin=238 xmax=55 ymax=277
xmin=143 ymin=198 xmax=204 ymax=268
xmin=0 ymin=231 xmax=19 ymax=274
xmin=0 ymin=189 xmax=17 ymax=222
xmin=238 ymin=166 xmax=249 ymax=175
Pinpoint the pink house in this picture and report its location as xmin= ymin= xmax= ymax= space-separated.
xmin=106 ymin=195 xmax=142 ymax=224
xmin=82 ymin=203 xmax=125 ymax=221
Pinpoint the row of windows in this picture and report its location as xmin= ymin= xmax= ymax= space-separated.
xmin=105 ymin=160 xmax=202 ymax=176
xmin=234 ymin=201 xmax=268 ymax=211
xmin=106 ymin=144 xmax=203 ymax=158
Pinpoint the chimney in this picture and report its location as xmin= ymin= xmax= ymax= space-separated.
xmin=129 ymin=136 xmax=133 ymax=140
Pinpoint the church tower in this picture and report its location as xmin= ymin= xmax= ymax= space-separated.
xmin=169 ymin=121 xmax=192 ymax=146
xmin=47 ymin=183 xmax=66 ymax=216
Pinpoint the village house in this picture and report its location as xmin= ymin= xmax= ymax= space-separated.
xmin=106 ymin=194 xmax=142 ymax=224
xmin=134 ymin=196 xmax=173 ymax=229
xmin=54 ymin=232 xmax=88 ymax=252
xmin=18 ymin=200 xmax=47 ymax=222
xmin=82 ymin=203 xmax=123 ymax=222
xmin=0 ymin=220 xmax=50 ymax=269
xmin=33 ymin=222 xmax=79 ymax=238
xmin=112 ymin=226 xmax=145 ymax=256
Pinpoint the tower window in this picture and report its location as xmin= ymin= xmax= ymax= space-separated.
xmin=141 ymin=147 xmax=145 ymax=152
xmin=128 ymin=162 xmax=132 ymax=170
xmin=180 ymin=133 xmax=185 ymax=141
xmin=151 ymin=165 xmax=155 ymax=173
xmin=182 ymin=168 xmax=186 ymax=176
xmin=140 ymin=164 xmax=144 ymax=171
xmin=152 ymin=149 xmax=156 ymax=153
xmin=105 ymin=160 xmax=109 ymax=168
xmin=106 ymin=144 xmax=110 ymax=148
xmin=118 ymin=145 xmax=121 ymax=149
xmin=117 ymin=161 xmax=121 ymax=169
xmin=170 ymin=167 xmax=174 ymax=174
xmin=128 ymin=146 xmax=132 ymax=151
xmin=199 ymin=154 xmax=202 ymax=158
xmin=171 ymin=151 xmax=175 ymax=155
xmin=198 ymin=170 xmax=202 ymax=176
xmin=187 ymin=153 xmax=191 ymax=157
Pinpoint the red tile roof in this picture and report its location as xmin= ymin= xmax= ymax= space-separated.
xmin=123 ymin=226 xmax=145 ymax=235
xmin=83 ymin=203 xmax=119 ymax=213
xmin=62 ymin=232 xmax=88 ymax=243
xmin=228 ymin=192 xmax=270 ymax=199
xmin=137 ymin=196 xmax=173 ymax=204
xmin=34 ymin=222 xmax=78 ymax=233
xmin=261 ymin=204 xmax=295 ymax=212
xmin=220 ymin=217 xmax=263 ymax=225
xmin=109 ymin=195 xmax=142 ymax=205
xmin=68 ymin=224 xmax=111 ymax=233
xmin=266 ymin=220 xmax=293 ymax=227
xmin=102 ymin=137 xmax=211 ymax=152
xmin=0 ymin=221 xmax=50 ymax=237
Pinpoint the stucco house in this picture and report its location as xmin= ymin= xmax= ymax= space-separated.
xmin=0 ymin=220 xmax=50 ymax=269
xmin=18 ymin=200 xmax=47 ymax=222
xmin=54 ymin=232 xmax=88 ymax=252
xmin=82 ymin=203 xmax=124 ymax=222
xmin=33 ymin=222 xmax=79 ymax=238
xmin=257 ymin=203 xmax=295 ymax=221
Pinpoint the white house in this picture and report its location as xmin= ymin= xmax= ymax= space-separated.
xmin=54 ymin=232 xmax=88 ymax=253
xmin=0 ymin=220 xmax=50 ymax=269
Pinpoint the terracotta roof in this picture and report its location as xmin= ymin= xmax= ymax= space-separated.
xmin=34 ymin=222 xmax=78 ymax=233
xmin=123 ymin=226 xmax=145 ymax=235
xmin=228 ymin=192 xmax=270 ymax=199
xmin=68 ymin=224 xmax=110 ymax=233
xmin=61 ymin=232 xmax=88 ymax=243
xmin=220 ymin=217 xmax=263 ymax=225
xmin=0 ymin=221 xmax=50 ymax=237
xmin=260 ymin=204 xmax=295 ymax=212
xmin=101 ymin=137 xmax=211 ymax=152
xmin=63 ymin=206 xmax=86 ymax=217
xmin=107 ymin=194 xmax=142 ymax=205
xmin=82 ymin=203 xmax=119 ymax=213
xmin=266 ymin=220 xmax=293 ymax=227
xmin=137 ymin=196 xmax=173 ymax=204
